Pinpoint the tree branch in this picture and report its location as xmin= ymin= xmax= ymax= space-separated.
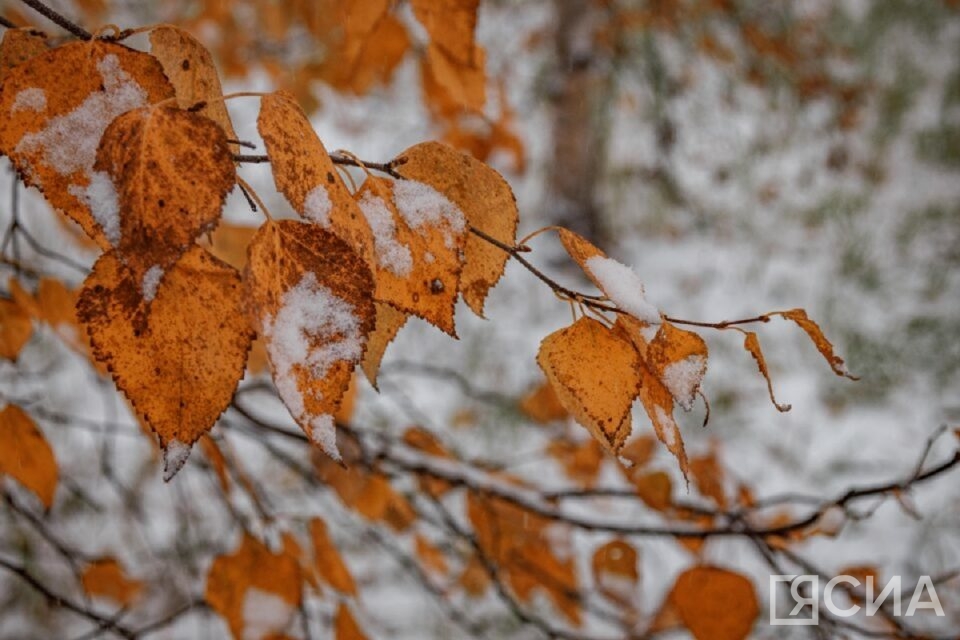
xmin=16 ymin=0 xmax=91 ymax=40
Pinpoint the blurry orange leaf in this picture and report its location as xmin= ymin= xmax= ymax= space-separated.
xmin=324 ymin=14 xmax=410 ymax=95
xmin=458 ymin=555 xmax=490 ymax=596
xmin=634 ymin=470 xmax=672 ymax=511
xmin=149 ymin=25 xmax=238 ymax=143
xmin=9 ymin=277 xmax=99 ymax=369
xmin=199 ymin=435 xmax=230 ymax=495
xmin=690 ymin=447 xmax=727 ymax=508
xmin=421 ymin=43 xmax=486 ymax=117
xmin=77 ymin=247 xmax=253 ymax=480
xmin=310 ymin=517 xmax=356 ymax=595
xmin=403 ymin=426 xmax=453 ymax=496
xmin=360 ymin=302 xmax=407 ymax=388
xmin=619 ymin=434 xmax=657 ymax=470
xmin=0 ymin=41 xmax=174 ymax=248
xmin=547 ymin=438 xmax=605 ymax=488
xmin=592 ymin=539 xmax=639 ymax=604
xmin=95 ymin=104 xmax=235 ymax=285
xmin=0 ymin=296 xmax=32 ymax=360
xmin=395 ymin=140 xmax=519 ymax=316
xmin=0 ymin=405 xmax=57 ymax=508
xmin=742 ymin=331 xmax=791 ymax=412
xmin=777 ymin=308 xmax=857 ymax=380
xmin=205 ymin=534 xmax=302 ymax=640
xmin=668 ymin=566 xmax=758 ymax=640
xmin=81 ymin=557 xmax=143 ymax=606
xmin=245 ymin=220 xmax=375 ymax=460
xmin=537 ymin=317 xmax=640 ymax=454
xmin=411 ymin=0 xmax=480 ymax=66
xmin=335 ymin=603 xmax=369 ymax=640
xmin=519 ymin=380 xmax=569 ymax=424
xmin=0 ymin=28 xmax=47 ymax=81
xmin=335 ymin=374 xmax=359 ymax=424
xmin=415 ymin=534 xmax=449 ymax=576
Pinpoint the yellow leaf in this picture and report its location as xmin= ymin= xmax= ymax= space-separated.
xmin=667 ymin=566 xmax=758 ymax=640
xmin=310 ymin=517 xmax=357 ymax=595
xmin=245 ymin=220 xmax=375 ymax=461
xmin=0 ymin=296 xmax=33 ymax=360
xmin=547 ymin=438 xmax=605 ymax=488
xmin=742 ymin=331 xmax=791 ymax=412
xmin=592 ymin=539 xmax=639 ymax=604
xmin=777 ymin=308 xmax=858 ymax=379
xmin=411 ymin=0 xmax=480 ymax=66
xmin=519 ymin=380 xmax=569 ymax=424
xmin=206 ymin=222 xmax=257 ymax=271
xmin=148 ymin=25 xmax=238 ymax=143
xmin=0 ymin=405 xmax=57 ymax=508
xmin=634 ymin=470 xmax=672 ymax=511
xmin=81 ymin=557 xmax=143 ymax=606
xmin=645 ymin=321 xmax=708 ymax=411
xmin=537 ymin=317 xmax=640 ymax=454
xmin=360 ymin=302 xmax=408 ymax=388
xmin=421 ymin=43 xmax=486 ymax=117
xmin=0 ymin=41 xmax=174 ymax=248
xmin=690 ymin=446 xmax=727 ymax=508
xmin=323 ymin=14 xmax=410 ymax=95
xmin=395 ymin=140 xmax=519 ymax=316
xmin=77 ymin=247 xmax=254 ymax=480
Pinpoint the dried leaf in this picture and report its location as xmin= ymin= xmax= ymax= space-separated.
xmin=9 ymin=277 xmax=98 ymax=368
xmin=668 ymin=566 xmax=758 ymax=640
xmin=0 ymin=41 xmax=174 ymax=247
xmin=0 ymin=296 xmax=33 ymax=359
xmin=395 ymin=140 xmax=519 ymax=316
xmin=538 ymin=317 xmax=640 ymax=454
xmin=645 ymin=321 xmax=708 ymax=411
xmin=335 ymin=373 xmax=359 ymax=424
xmin=519 ymin=380 xmax=569 ymax=424
xmin=690 ymin=447 xmax=727 ymax=508
xmin=335 ymin=603 xmax=369 ymax=640
xmin=205 ymin=534 xmax=302 ymax=640
xmin=149 ymin=25 xmax=238 ymax=143
xmin=77 ymin=247 xmax=253 ymax=480
xmin=777 ymin=308 xmax=857 ymax=379
xmin=547 ymin=438 xmax=605 ymax=488
xmin=421 ymin=43 xmax=486 ymax=117
xmin=634 ymin=470 xmax=672 ymax=511
xmin=403 ymin=426 xmax=453 ymax=496
xmin=81 ymin=557 xmax=143 ymax=606
xmin=206 ymin=222 xmax=257 ymax=271
xmin=415 ymin=534 xmax=449 ymax=576
xmin=619 ymin=434 xmax=657 ymax=470
xmin=0 ymin=28 xmax=47 ymax=82
xmin=245 ymin=219 xmax=375 ymax=460
xmin=411 ymin=0 xmax=480 ymax=66
xmin=94 ymin=105 xmax=236 ymax=284
xmin=360 ymin=302 xmax=408 ymax=388
xmin=324 ymin=14 xmax=410 ymax=95
xmin=742 ymin=331 xmax=791 ymax=412
xmin=0 ymin=405 xmax=57 ymax=508
xmin=592 ymin=539 xmax=639 ymax=604
xmin=310 ymin=517 xmax=356 ymax=595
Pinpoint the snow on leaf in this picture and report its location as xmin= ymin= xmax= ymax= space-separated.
xmin=244 ymin=220 xmax=375 ymax=459
xmin=0 ymin=295 xmax=33 ymax=360
xmin=94 ymin=105 xmax=236 ymax=287
xmin=148 ymin=25 xmax=238 ymax=143
xmin=360 ymin=302 xmax=408 ymax=388
xmin=537 ymin=317 xmax=641 ymax=454
xmin=0 ymin=41 xmax=174 ymax=248
xmin=80 ymin=557 xmax=143 ymax=606
xmin=356 ymin=188 xmax=414 ymax=277
xmin=310 ymin=517 xmax=357 ymax=595
xmin=395 ymin=140 xmax=519 ymax=316
xmin=663 ymin=566 xmax=759 ymax=640
xmin=0 ymin=405 xmax=57 ymax=508
xmin=776 ymin=308 xmax=858 ymax=380
xmin=11 ymin=87 xmax=46 ymax=113
xmin=645 ymin=321 xmax=708 ymax=411
xmin=205 ymin=534 xmax=302 ymax=640
xmin=77 ymin=247 xmax=254 ymax=479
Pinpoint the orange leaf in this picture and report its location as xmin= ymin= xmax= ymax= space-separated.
xmin=420 ymin=43 xmax=486 ymax=117
xmin=634 ymin=470 xmax=672 ymax=511
xmin=0 ymin=405 xmax=57 ymax=508
xmin=94 ymin=105 xmax=236 ymax=286
xmin=592 ymin=539 xmax=639 ymax=604
xmin=244 ymin=219 xmax=375 ymax=460
xmin=537 ymin=317 xmax=640 ymax=454
xmin=335 ymin=603 xmax=369 ymax=640
xmin=690 ymin=447 xmax=727 ymax=508
xmin=415 ymin=534 xmax=449 ymax=576
xmin=77 ymin=247 xmax=254 ymax=480
xmin=0 ymin=27 xmax=47 ymax=82
xmin=547 ymin=438 xmax=605 ymax=488
xmin=0 ymin=41 xmax=174 ymax=248
xmin=148 ymin=25 xmax=238 ymax=143
xmin=411 ymin=0 xmax=480 ymax=66
xmin=667 ymin=566 xmax=758 ymax=640
xmin=81 ymin=557 xmax=143 ymax=606
xmin=395 ymin=140 xmax=519 ymax=316
xmin=402 ymin=426 xmax=453 ymax=496
xmin=458 ymin=555 xmax=490 ymax=596
xmin=777 ymin=308 xmax=858 ymax=379
xmin=619 ymin=434 xmax=657 ymax=470
xmin=205 ymin=534 xmax=302 ymax=640
xmin=323 ymin=14 xmax=410 ymax=95
xmin=0 ymin=296 xmax=33 ymax=360
xmin=519 ymin=380 xmax=569 ymax=424
xmin=206 ymin=222 xmax=257 ymax=271
xmin=742 ymin=331 xmax=791 ymax=412
xmin=644 ymin=321 xmax=708 ymax=411
xmin=310 ymin=517 xmax=357 ymax=595
xmin=360 ymin=302 xmax=408 ymax=388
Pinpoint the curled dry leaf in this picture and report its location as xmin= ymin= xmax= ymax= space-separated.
xmin=205 ymin=533 xmax=302 ymax=640
xmin=538 ymin=316 xmax=640 ymax=454
xmin=360 ymin=302 xmax=408 ymax=388
xmin=310 ymin=517 xmax=357 ymax=595
xmin=411 ymin=0 xmax=480 ymax=66
xmin=0 ymin=28 xmax=47 ymax=82
xmin=245 ymin=219 xmax=375 ymax=460
xmin=81 ymin=557 xmax=143 ymax=606
xmin=0 ymin=296 xmax=33 ymax=360
xmin=0 ymin=41 xmax=174 ymax=248
xmin=148 ymin=25 xmax=238 ymax=143
xmin=0 ymin=404 xmax=57 ymax=508
xmin=395 ymin=140 xmax=519 ymax=317
xmin=742 ymin=331 xmax=791 ymax=412
xmin=94 ymin=105 xmax=236 ymax=286
xmin=77 ymin=246 xmax=254 ymax=480
xmin=665 ymin=566 xmax=759 ymax=640
xmin=777 ymin=308 xmax=858 ymax=379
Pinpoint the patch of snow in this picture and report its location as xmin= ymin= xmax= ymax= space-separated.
xmin=68 ymin=171 xmax=121 ymax=245
xmin=309 ymin=413 xmax=340 ymax=461
xmin=357 ymin=190 xmax=413 ymax=277
xmin=11 ymin=88 xmax=47 ymax=113
xmin=392 ymin=179 xmax=466 ymax=248
xmin=303 ymin=185 xmax=332 ymax=227
xmin=141 ymin=265 xmax=164 ymax=302
xmin=241 ymin=587 xmax=294 ymax=640
xmin=653 ymin=406 xmax=678 ymax=449
xmin=661 ymin=354 xmax=707 ymax=411
xmin=162 ymin=439 xmax=191 ymax=481
xmin=585 ymin=255 xmax=661 ymax=326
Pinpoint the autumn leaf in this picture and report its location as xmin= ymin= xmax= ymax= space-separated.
xmin=547 ymin=438 xmax=605 ymax=488
xmin=411 ymin=0 xmax=480 ymax=66
xmin=148 ymin=25 xmax=238 ymax=144
xmin=94 ymin=104 xmax=236 ymax=285
xmin=0 ymin=41 xmax=174 ymax=247
xmin=644 ymin=321 xmax=708 ymax=411
xmin=0 ymin=405 xmax=57 ymax=508
xmin=421 ymin=43 xmax=487 ymax=117
xmin=537 ymin=317 xmax=640 ymax=454
xmin=245 ymin=219 xmax=376 ymax=460
xmin=309 ymin=517 xmax=356 ymax=595
xmin=360 ymin=302 xmax=408 ymax=388
xmin=777 ymin=308 xmax=858 ymax=379
xmin=742 ymin=331 xmax=791 ymax=411
xmin=592 ymin=539 xmax=639 ymax=605
xmin=395 ymin=140 xmax=519 ymax=316
xmin=415 ymin=534 xmax=449 ymax=577
xmin=519 ymin=380 xmax=569 ymax=424
xmin=322 ymin=14 xmax=410 ymax=95
xmin=0 ymin=27 xmax=47 ymax=82
xmin=77 ymin=246 xmax=254 ymax=480
xmin=665 ymin=566 xmax=759 ymax=640
xmin=403 ymin=426 xmax=453 ymax=497
xmin=634 ymin=470 xmax=672 ymax=511
xmin=690 ymin=446 xmax=727 ymax=508
xmin=81 ymin=557 xmax=143 ymax=606
xmin=0 ymin=295 xmax=33 ymax=360
xmin=205 ymin=533 xmax=302 ymax=640
xmin=335 ymin=603 xmax=369 ymax=640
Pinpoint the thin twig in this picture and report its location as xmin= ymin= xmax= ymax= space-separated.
xmin=17 ymin=0 xmax=91 ymax=40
